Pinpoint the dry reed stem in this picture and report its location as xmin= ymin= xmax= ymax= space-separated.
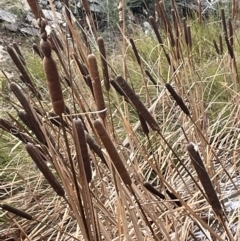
xmin=26 ymin=143 xmax=65 ymax=197
xmin=94 ymin=119 xmax=132 ymax=186
xmin=73 ymin=119 xmax=92 ymax=183
xmin=0 ymin=204 xmax=33 ymax=220
xmin=88 ymin=54 xmax=106 ymax=120
xmin=116 ymin=75 xmax=160 ymax=131
xmin=165 ymin=83 xmax=190 ymax=116
xmin=187 ymin=142 xmax=223 ymax=217
xmin=97 ymin=37 xmax=110 ymax=91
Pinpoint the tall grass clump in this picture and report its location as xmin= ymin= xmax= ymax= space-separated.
xmin=0 ymin=1 xmax=240 ymax=240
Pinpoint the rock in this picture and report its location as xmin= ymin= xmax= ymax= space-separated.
xmin=0 ymin=45 xmax=9 ymax=63
xmin=4 ymin=22 xmax=18 ymax=32
xmin=0 ymin=9 xmax=17 ymax=23
xmin=20 ymin=27 xmax=39 ymax=36
xmin=42 ymin=9 xmax=62 ymax=22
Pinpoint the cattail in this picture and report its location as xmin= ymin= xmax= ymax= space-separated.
xmin=110 ymin=79 xmax=129 ymax=101
xmin=26 ymin=0 xmax=45 ymax=19
xmin=85 ymin=133 xmax=107 ymax=166
xmin=165 ymin=189 xmax=181 ymax=207
xmin=73 ymin=54 xmax=93 ymax=95
xmin=13 ymin=42 xmax=25 ymax=66
xmin=11 ymin=84 xmax=42 ymax=128
xmin=228 ymin=18 xmax=233 ymax=46
xmin=198 ymin=0 xmax=202 ymax=24
xmin=213 ymin=40 xmax=220 ymax=55
xmin=129 ymin=38 xmax=141 ymax=66
xmin=49 ymin=30 xmax=64 ymax=53
xmin=158 ymin=1 xmax=175 ymax=47
xmin=33 ymin=44 xmax=43 ymax=59
xmin=85 ymin=75 xmax=95 ymax=98
xmin=63 ymin=0 xmax=71 ymax=26
xmin=144 ymin=182 xmax=165 ymax=200
xmin=81 ymin=0 xmax=90 ymax=15
xmin=149 ymin=16 xmax=171 ymax=66
xmin=149 ymin=16 xmax=163 ymax=45
xmin=7 ymin=46 xmax=41 ymax=99
xmin=187 ymin=142 xmax=223 ymax=216
xmin=165 ymin=83 xmax=190 ymax=116
xmin=73 ymin=119 xmax=92 ymax=183
xmin=171 ymin=9 xmax=179 ymax=38
xmin=0 ymin=204 xmax=33 ymax=220
xmin=187 ymin=25 xmax=192 ymax=50
xmin=88 ymin=54 xmax=106 ymax=120
xmin=138 ymin=113 xmax=149 ymax=136
xmin=219 ymin=34 xmax=223 ymax=55
xmin=221 ymin=8 xmax=228 ymax=37
xmin=26 ymin=143 xmax=65 ymax=197
xmin=98 ymin=37 xmax=110 ymax=91
xmin=40 ymin=24 xmax=65 ymax=115
xmin=225 ymin=36 xmax=234 ymax=59
xmin=145 ymin=70 xmax=158 ymax=87
xmin=94 ymin=119 xmax=132 ymax=186
xmin=182 ymin=18 xmax=188 ymax=46
xmin=116 ymin=75 xmax=160 ymax=131
xmin=10 ymin=83 xmax=46 ymax=144
xmin=0 ymin=118 xmax=31 ymax=144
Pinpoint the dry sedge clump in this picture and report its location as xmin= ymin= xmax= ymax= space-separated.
xmin=26 ymin=143 xmax=65 ymax=197
xmin=94 ymin=119 xmax=132 ymax=186
xmin=187 ymin=142 xmax=223 ymax=217
xmin=40 ymin=20 xmax=65 ymax=115
xmin=115 ymin=75 xmax=160 ymax=131
xmin=88 ymin=54 xmax=106 ymax=120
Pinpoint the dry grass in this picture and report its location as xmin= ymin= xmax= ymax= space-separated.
xmin=0 ymin=1 xmax=240 ymax=240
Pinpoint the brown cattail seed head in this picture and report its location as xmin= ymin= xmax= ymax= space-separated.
xmin=88 ymin=54 xmax=106 ymax=119
xmin=40 ymin=39 xmax=52 ymax=58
